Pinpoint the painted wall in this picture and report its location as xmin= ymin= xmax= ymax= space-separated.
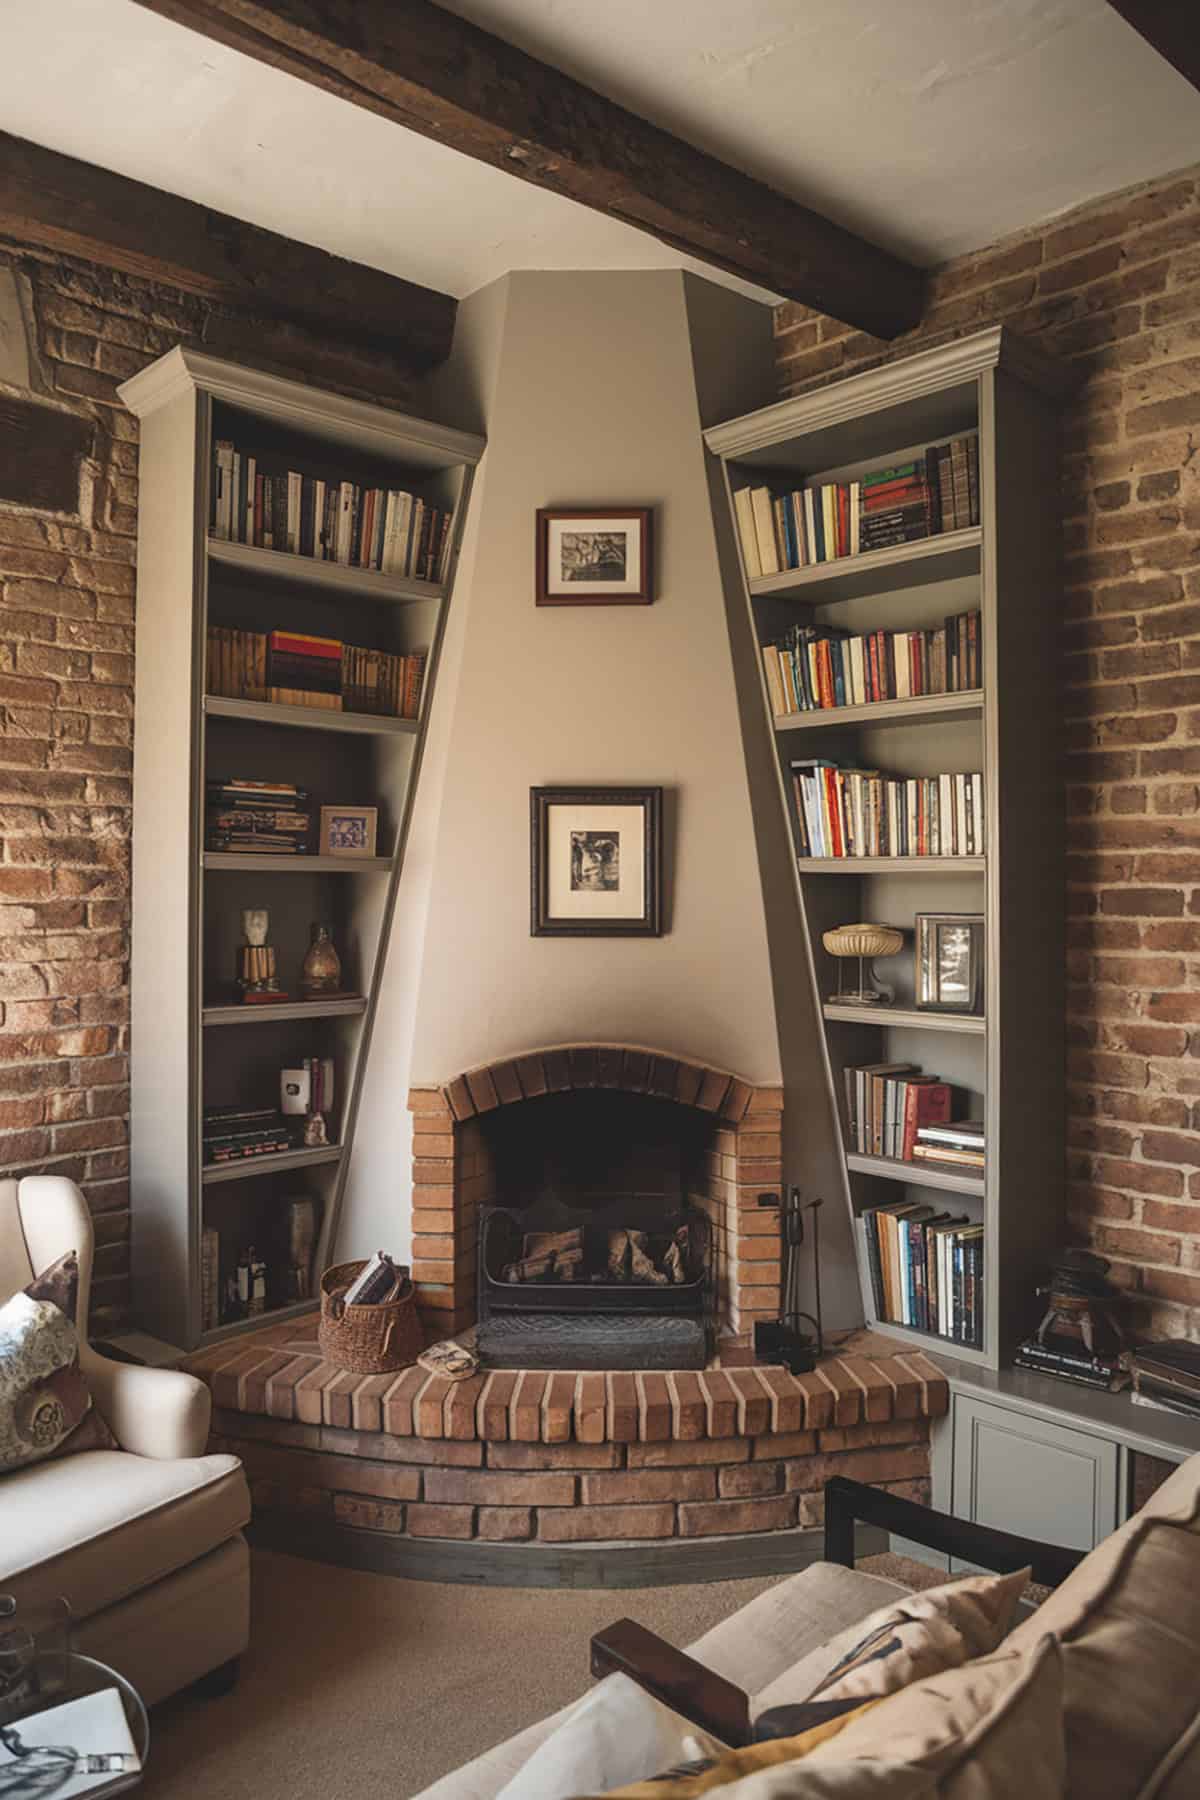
xmin=340 ymin=267 xmax=863 ymax=1328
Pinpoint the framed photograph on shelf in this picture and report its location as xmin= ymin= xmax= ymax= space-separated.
xmin=531 ymin=786 xmax=662 ymax=937
xmin=535 ymin=507 xmax=654 ymax=605
xmin=915 ymin=913 xmax=984 ymax=1013
xmin=320 ymin=804 xmax=378 ymax=858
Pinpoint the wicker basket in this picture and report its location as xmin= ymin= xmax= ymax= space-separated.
xmin=318 ymin=1259 xmax=424 ymax=1375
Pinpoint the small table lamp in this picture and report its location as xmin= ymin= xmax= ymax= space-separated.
xmin=821 ymin=922 xmax=903 ymax=1005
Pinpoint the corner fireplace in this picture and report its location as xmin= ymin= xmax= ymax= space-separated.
xmin=476 ymin=1088 xmax=714 ymax=1369
xmin=408 ymin=1045 xmax=784 ymax=1363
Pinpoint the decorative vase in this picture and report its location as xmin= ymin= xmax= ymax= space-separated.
xmin=301 ymin=922 xmax=342 ymax=995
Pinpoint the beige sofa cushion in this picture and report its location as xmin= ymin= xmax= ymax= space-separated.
xmin=1005 ymin=1449 xmax=1200 ymax=1799
xmin=755 ymin=1568 xmax=1028 ymax=1714
xmin=1 ymin=1447 xmax=249 ymax=1620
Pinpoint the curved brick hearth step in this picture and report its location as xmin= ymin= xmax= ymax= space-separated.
xmin=184 ymin=1323 xmax=947 ymax=1442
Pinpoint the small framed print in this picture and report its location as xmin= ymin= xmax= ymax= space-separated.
xmin=320 ymin=804 xmax=378 ymax=859
xmin=915 ymin=913 xmax=984 ymax=1013
xmin=535 ymin=507 xmax=654 ymax=605
xmin=531 ymin=786 xmax=662 ymax=937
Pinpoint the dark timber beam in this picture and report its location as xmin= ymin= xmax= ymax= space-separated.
xmin=1107 ymin=2 xmax=1200 ymax=94
xmin=130 ymin=0 xmax=924 ymax=339
xmin=0 ymin=132 xmax=456 ymax=371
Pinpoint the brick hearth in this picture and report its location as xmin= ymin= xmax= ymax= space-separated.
xmin=187 ymin=1324 xmax=946 ymax=1554
xmin=409 ymin=1045 xmax=787 ymax=1341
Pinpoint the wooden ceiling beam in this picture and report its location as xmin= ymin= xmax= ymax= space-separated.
xmin=0 ymin=131 xmax=456 ymax=370
xmin=1107 ymin=2 xmax=1200 ymax=95
xmin=130 ymin=0 xmax=925 ymax=339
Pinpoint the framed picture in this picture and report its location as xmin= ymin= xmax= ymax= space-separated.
xmin=915 ymin=913 xmax=984 ymax=1013
xmin=535 ymin=507 xmax=654 ymax=605
xmin=531 ymin=786 xmax=662 ymax=936
xmin=320 ymin=804 xmax=378 ymax=858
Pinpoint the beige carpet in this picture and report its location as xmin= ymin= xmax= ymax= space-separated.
xmin=141 ymin=1552 xmax=774 ymax=1799
xmin=141 ymin=1549 xmax=945 ymax=1799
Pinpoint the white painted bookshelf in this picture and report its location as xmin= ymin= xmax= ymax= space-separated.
xmin=121 ymin=349 xmax=483 ymax=1348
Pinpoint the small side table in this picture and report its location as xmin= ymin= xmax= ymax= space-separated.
xmin=0 ymin=1650 xmax=149 ymax=1795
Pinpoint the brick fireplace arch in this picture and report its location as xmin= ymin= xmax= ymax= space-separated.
xmin=409 ymin=1045 xmax=784 ymax=1344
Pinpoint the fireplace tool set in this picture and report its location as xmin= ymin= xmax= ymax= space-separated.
xmin=755 ymin=1187 xmax=825 ymax=1374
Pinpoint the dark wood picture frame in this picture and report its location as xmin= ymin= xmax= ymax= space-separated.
xmin=535 ymin=507 xmax=654 ymax=605
xmin=531 ymin=786 xmax=662 ymax=937
xmin=915 ymin=912 xmax=985 ymax=1013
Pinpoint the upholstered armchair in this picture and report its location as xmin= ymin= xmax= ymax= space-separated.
xmin=0 ymin=1175 xmax=251 ymax=1703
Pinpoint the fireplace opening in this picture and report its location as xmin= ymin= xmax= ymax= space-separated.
xmin=476 ymin=1089 xmax=715 ymax=1369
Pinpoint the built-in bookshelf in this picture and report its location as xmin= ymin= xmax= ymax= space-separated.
xmin=705 ymin=326 xmax=1068 ymax=1368
xmin=122 ymin=349 xmax=483 ymax=1350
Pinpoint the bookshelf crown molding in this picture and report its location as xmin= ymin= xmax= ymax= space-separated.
xmin=119 ymin=346 xmax=485 ymax=469
xmin=703 ymin=326 xmax=1072 ymax=461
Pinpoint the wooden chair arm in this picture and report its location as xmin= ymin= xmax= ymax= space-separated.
xmin=589 ymin=1618 xmax=752 ymax=1748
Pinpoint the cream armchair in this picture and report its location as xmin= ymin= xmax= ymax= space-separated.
xmin=1 ymin=1175 xmax=251 ymax=1704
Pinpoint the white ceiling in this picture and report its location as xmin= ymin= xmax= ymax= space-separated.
xmin=2 ymin=0 xmax=1199 ymax=306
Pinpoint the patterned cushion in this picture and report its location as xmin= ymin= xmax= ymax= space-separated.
xmin=0 ymin=1253 xmax=116 ymax=1472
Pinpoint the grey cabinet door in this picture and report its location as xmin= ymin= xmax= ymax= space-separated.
xmin=951 ymin=1395 xmax=1121 ymax=1552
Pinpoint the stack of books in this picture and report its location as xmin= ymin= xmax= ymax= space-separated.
xmin=859 ymin=1201 xmax=983 ymax=1346
xmin=843 ymin=1062 xmax=953 ymax=1162
xmin=913 ymin=1120 xmax=986 ymax=1173
xmin=206 ymin=777 xmax=312 ymax=854
xmin=734 ymin=433 xmax=979 ymax=578
xmin=761 ymin=611 xmax=981 ymax=716
xmin=211 ymin=439 xmax=454 ymax=584
xmin=1013 ymin=1335 xmax=1123 ymax=1391
xmin=202 ymin=1105 xmax=295 ymax=1166
xmin=341 ymin=645 xmax=427 ymax=719
xmin=267 ymin=629 xmax=343 ymax=711
xmin=1129 ymin=1342 xmax=1200 ymax=1419
xmin=792 ymin=761 xmax=985 ymax=859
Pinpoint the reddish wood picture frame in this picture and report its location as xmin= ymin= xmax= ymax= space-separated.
xmin=535 ymin=506 xmax=654 ymax=606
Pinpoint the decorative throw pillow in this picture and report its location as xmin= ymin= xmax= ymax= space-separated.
xmin=494 ymin=1673 xmax=729 ymax=1800
xmin=597 ymin=1636 xmax=1062 ymax=1800
xmin=0 ymin=1253 xmax=116 ymax=1472
xmin=1003 ymin=1450 xmax=1200 ymax=1799
xmin=752 ymin=1567 xmax=1030 ymax=1716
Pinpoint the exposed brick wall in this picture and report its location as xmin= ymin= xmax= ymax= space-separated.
xmin=774 ymin=162 xmax=1200 ymax=1340
xmin=0 ymin=239 xmax=416 ymax=1328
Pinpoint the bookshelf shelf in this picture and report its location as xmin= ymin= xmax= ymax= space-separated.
xmin=798 ymin=856 xmax=986 ymax=876
xmin=204 ymin=694 xmax=420 ymax=737
xmin=823 ymin=1003 xmax=986 ymax=1035
xmin=748 ymin=527 xmax=981 ymax=606
xmin=203 ymin=853 xmax=392 ymax=874
xmin=775 ymin=691 xmax=983 ymax=734
xmin=845 ymin=1151 xmax=986 ymax=1198
xmin=202 ymin=999 xmax=368 ymax=1027
xmin=208 ymin=536 xmax=446 ymax=607
xmin=122 ymin=346 xmax=483 ymax=1350
xmin=705 ymin=326 xmax=1065 ymax=1368
xmin=202 ymin=1144 xmax=343 ymax=1186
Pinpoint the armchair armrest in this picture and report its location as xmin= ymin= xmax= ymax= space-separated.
xmin=590 ymin=1618 xmax=751 ymax=1748
xmin=80 ymin=1345 xmax=212 ymax=1460
xmin=822 ymin=1476 xmax=1086 ymax=1591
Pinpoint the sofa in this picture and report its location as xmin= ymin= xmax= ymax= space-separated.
xmin=0 ymin=1174 xmax=251 ymax=1705
xmin=417 ymin=1454 xmax=1200 ymax=1797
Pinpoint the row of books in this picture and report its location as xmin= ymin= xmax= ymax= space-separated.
xmin=734 ymin=434 xmax=980 ymax=579
xmin=761 ymin=611 xmax=981 ymax=717
xmin=793 ymin=761 xmax=985 ymax=859
xmin=860 ymin=1201 xmax=983 ymax=1346
xmin=211 ymin=440 xmax=454 ymax=583
xmin=206 ymin=777 xmax=310 ymax=855
xmin=844 ymin=1062 xmax=952 ymax=1162
xmin=1128 ymin=1341 xmax=1200 ymax=1419
xmin=202 ymin=1104 xmax=295 ymax=1166
xmin=206 ymin=626 xmax=426 ymax=719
